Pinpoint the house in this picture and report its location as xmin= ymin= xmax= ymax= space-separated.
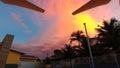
xmin=5 ymin=49 xmax=24 ymax=68
xmin=19 ymin=55 xmax=41 ymax=68
xmin=0 ymin=34 xmax=14 ymax=68
xmin=0 ymin=35 xmax=23 ymax=68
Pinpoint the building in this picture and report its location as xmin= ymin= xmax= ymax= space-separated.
xmin=0 ymin=34 xmax=14 ymax=68
xmin=20 ymin=55 xmax=41 ymax=68
xmin=5 ymin=49 xmax=23 ymax=68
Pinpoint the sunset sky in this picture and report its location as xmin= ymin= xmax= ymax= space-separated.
xmin=0 ymin=0 xmax=120 ymax=59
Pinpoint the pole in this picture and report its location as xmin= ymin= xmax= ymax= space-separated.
xmin=83 ymin=23 xmax=94 ymax=68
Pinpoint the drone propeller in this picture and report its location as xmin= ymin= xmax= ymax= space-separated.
xmin=1 ymin=0 xmax=45 ymax=13
xmin=72 ymin=0 xmax=111 ymax=15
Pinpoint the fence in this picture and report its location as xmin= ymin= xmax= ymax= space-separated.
xmin=51 ymin=53 xmax=120 ymax=68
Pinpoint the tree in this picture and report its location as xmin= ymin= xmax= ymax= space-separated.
xmin=96 ymin=18 xmax=120 ymax=52
xmin=54 ymin=44 xmax=76 ymax=59
xmin=43 ymin=56 xmax=51 ymax=64
xmin=91 ymin=43 xmax=109 ymax=56
xmin=54 ymin=44 xmax=76 ymax=68
xmin=70 ymin=30 xmax=84 ymax=47
xmin=96 ymin=18 xmax=120 ymax=67
xmin=70 ymin=30 xmax=92 ymax=56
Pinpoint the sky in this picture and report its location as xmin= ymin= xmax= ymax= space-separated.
xmin=0 ymin=0 xmax=120 ymax=59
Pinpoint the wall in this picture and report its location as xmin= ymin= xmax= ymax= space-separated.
xmin=20 ymin=59 xmax=36 ymax=68
xmin=0 ymin=34 xmax=14 ymax=68
xmin=6 ymin=50 xmax=21 ymax=64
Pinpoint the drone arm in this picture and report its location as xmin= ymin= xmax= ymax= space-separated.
xmin=1 ymin=0 xmax=45 ymax=13
xmin=72 ymin=0 xmax=111 ymax=15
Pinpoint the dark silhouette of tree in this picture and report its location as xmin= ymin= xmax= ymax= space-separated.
xmin=54 ymin=44 xmax=76 ymax=59
xmin=91 ymin=43 xmax=109 ymax=56
xmin=70 ymin=30 xmax=90 ymax=57
xmin=96 ymin=18 xmax=120 ymax=67
xmin=70 ymin=30 xmax=84 ymax=47
xmin=62 ymin=44 xmax=77 ymax=59
xmin=72 ymin=36 xmax=90 ymax=57
xmin=54 ymin=44 xmax=76 ymax=68
xmin=54 ymin=49 xmax=63 ymax=57
xmin=96 ymin=18 xmax=120 ymax=52
xmin=43 ymin=56 xmax=51 ymax=64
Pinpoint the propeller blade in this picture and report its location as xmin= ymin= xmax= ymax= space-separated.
xmin=1 ymin=0 xmax=45 ymax=13
xmin=72 ymin=0 xmax=111 ymax=15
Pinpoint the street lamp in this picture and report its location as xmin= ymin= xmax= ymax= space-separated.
xmin=83 ymin=23 xmax=94 ymax=68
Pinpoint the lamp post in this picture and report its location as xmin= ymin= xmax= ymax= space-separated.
xmin=83 ymin=23 xmax=94 ymax=68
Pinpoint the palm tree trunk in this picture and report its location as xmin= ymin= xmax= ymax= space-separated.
xmin=69 ymin=40 xmax=72 ymax=45
xmin=78 ymin=42 xmax=81 ymax=47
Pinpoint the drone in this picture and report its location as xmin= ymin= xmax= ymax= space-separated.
xmin=1 ymin=0 xmax=45 ymax=13
xmin=1 ymin=0 xmax=111 ymax=15
xmin=72 ymin=0 xmax=111 ymax=15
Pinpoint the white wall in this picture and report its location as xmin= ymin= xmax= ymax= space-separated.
xmin=20 ymin=61 xmax=35 ymax=68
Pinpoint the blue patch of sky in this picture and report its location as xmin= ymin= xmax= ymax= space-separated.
xmin=0 ymin=1 xmax=58 ymax=43
xmin=0 ymin=2 xmax=39 ymax=43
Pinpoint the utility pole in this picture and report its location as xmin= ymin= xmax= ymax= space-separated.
xmin=83 ymin=23 xmax=94 ymax=68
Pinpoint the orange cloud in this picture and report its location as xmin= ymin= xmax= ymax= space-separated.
xmin=13 ymin=0 xmax=120 ymax=59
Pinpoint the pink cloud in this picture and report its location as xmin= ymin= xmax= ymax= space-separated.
xmin=12 ymin=0 xmax=120 ymax=59
xmin=24 ymin=30 xmax=32 ymax=34
xmin=11 ymin=13 xmax=32 ymax=34
xmin=12 ymin=38 xmax=67 ymax=59
xmin=31 ymin=0 xmax=118 ymax=39
xmin=11 ymin=13 xmax=28 ymax=29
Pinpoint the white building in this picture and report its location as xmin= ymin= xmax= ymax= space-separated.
xmin=19 ymin=55 xmax=41 ymax=68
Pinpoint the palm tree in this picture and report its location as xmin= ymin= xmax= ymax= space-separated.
xmin=70 ymin=31 xmax=94 ymax=68
xmin=91 ymin=43 xmax=109 ymax=56
xmin=70 ymin=30 xmax=84 ymax=47
xmin=96 ymin=18 xmax=120 ymax=67
xmin=54 ymin=44 xmax=76 ymax=59
xmin=96 ymin=18 xmax=120 ymax=52
xmin=70 ymin=30 xmax=91 ymax=56
xmin=43 ymin=56 xmax=51 ymax=64
xmin=54 ymin=44 xmax=76 ymax=68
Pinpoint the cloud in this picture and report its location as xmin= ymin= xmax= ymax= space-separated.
xmin=12 ymin=38 xmax=67 ymax=59
xmin=12 ymin=0 xmax=120 ymax=59
xmin=11 ymin=13 xmax=28 ymax=29
xmin=11 ymin=13 xmax=32 ymax=34
xmin=24 ymin=30 xmax=32 ymax=34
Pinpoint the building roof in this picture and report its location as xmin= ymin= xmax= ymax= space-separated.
xmin=21 ymin=54 xmax=39 ymax=60
xmin=0 ymin=42 xmax=24 ymax=54
xmin=10 ymin=49 xmax=24 ymax=55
